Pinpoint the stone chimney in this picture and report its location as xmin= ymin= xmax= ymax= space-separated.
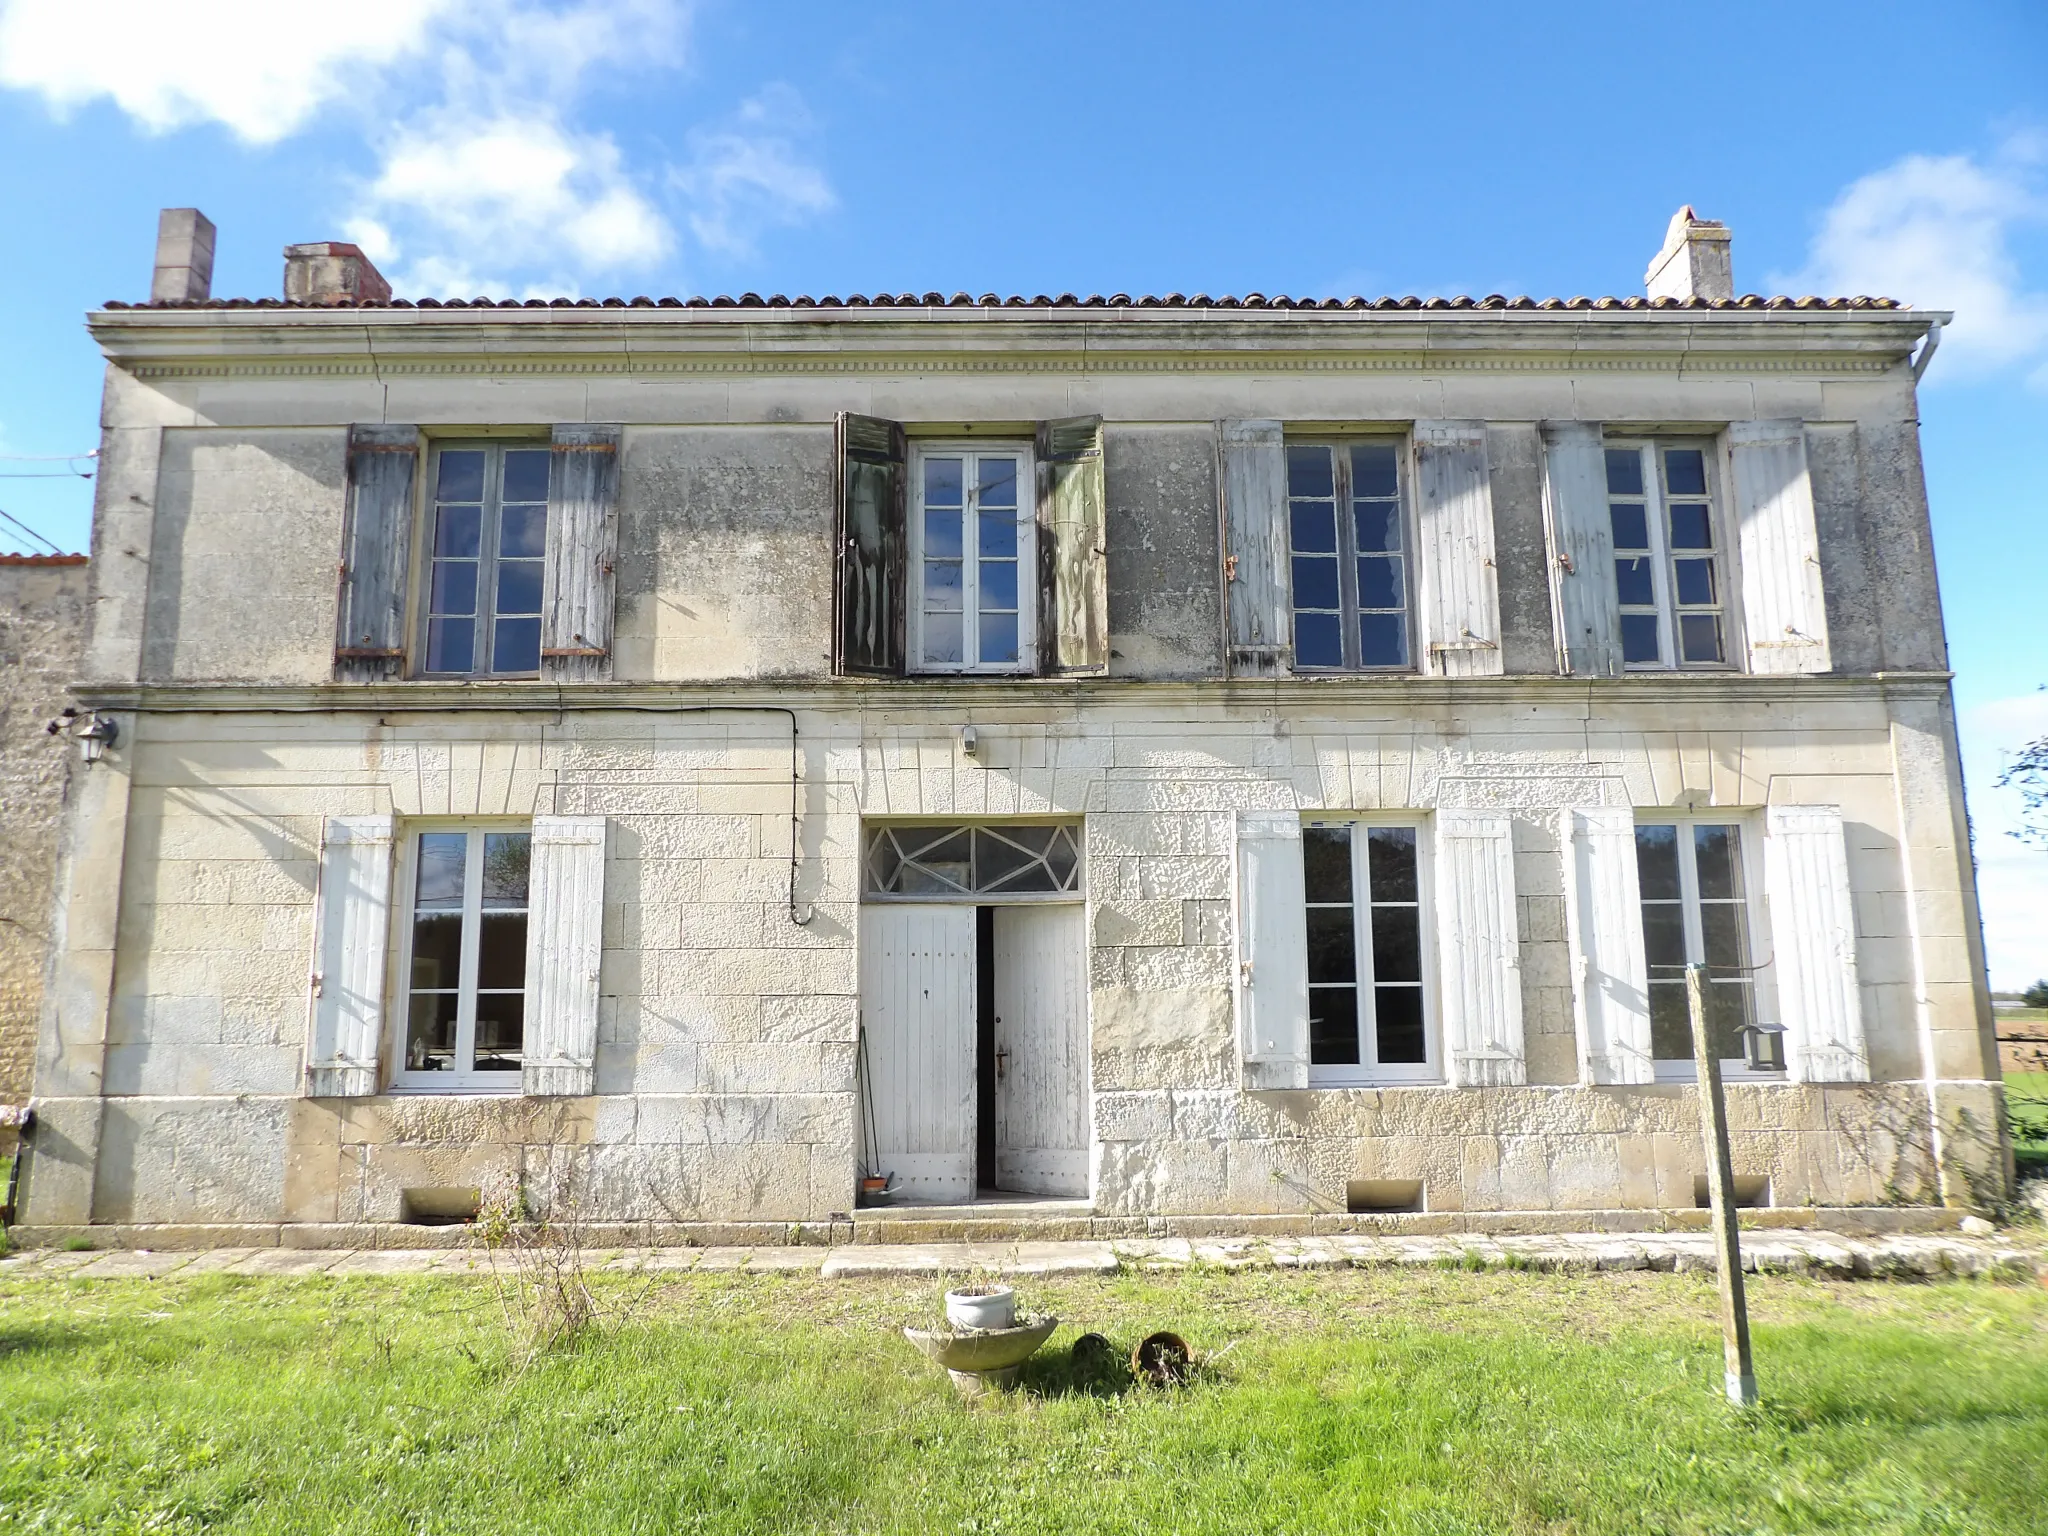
xmin=150 ymin=208 xmax=216 ymax=303
xmin=1644 ymin=206 xmax=1733 ymax=302
xmin=283 ymin=242 xmax=393 ymax=305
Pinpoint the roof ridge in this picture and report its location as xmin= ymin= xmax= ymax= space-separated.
xmin=99 ymin=292 xmax=1906 ymax=313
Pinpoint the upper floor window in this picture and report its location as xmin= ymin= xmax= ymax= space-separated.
xmin=397 ymin=826 xmax=530 ymax=1090
xmin=1302 ymin=820 xmax=1435 ymax=1084
xmin=910 ymin=443 xmax=1037 ymax=673
xmin=421 ymin=442 xmax=550 ymax=677
xmin=1287 ymin=441 xmax=1410 ymax=671
xmin=1636 ymin=817 xmax=1776 ymax=1079
xmin=1606 ymin=443 xmax=1729 ymax=669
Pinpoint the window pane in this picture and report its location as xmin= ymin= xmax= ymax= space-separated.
xmin=1357 ymin=555 xmax=1403 ymax=610
xmin=409 ymin=912 xmax=464 ymax=988
xmin=1649 ymin=982 xmax=1692 ymax=1061
xmin=1605 ymin=449 xmax=1644 ymax=497
xmin=979 ymin=559 xmax=1018 ymax=611
xmin=1354 ymin=500 xmax=1400 ymax=553
xmin=1370 ymin=906 xmax=1421 ymax=984
xmin=1291 ymin=556 xmax=1340 ymax=611
xmin=477 ymin=912 xmax=528 ymax=989
xmin=1641 ymin=902 xmax=1686 ymax=970
xmin=1290 ymin=502 xmax=1337 ymax=554
xmin=925 ymin=508 xmax=963 ymax=560
xmin=502 ymin=449 xmax=551 ymax=503
xmin=416 ymin=833 xmax=469 ymax=906
xmin=924 ymin=457 xmax=963 ymax=506
xmin=1693 ymin=825 xmax=1743 ymax=901
xmin=1286 ymin=445 xmax=1334 ymax=499
xmin=405 ymin=992 xmax=459 ymax=1071
xmin=482 ymin=833 xmax=530 ymax=906
xmin=1373 ymin=986 xmax=1427 ymax=1064
xmin=1678 ymin=613 xmax=1724 ymax=664
xmin=1620 ymin=613 xmax=1662 ymax=665
xmin=1610 ymin=503 xmax=1650 ymax=550
xmin=435 ymin=504 xmax=482 ymax=558
xmin=1366 ymin=827 xmax=1418 ymax=902
xmin=1635 ymin=826 xmax=1681 ymax=900
xmin=471 ymin=993 xmax=524 ymax=1070
xmin=899 ymin=828 xmax=971 ymax=891
xmin=976 ymin=457 xmax=1018 ymax=508
xmin=922 ymin=611 xmax=963 ymax=665
xmin=1351 ymin=443 xmax=1398 ymax=500
xmin=1293 ymin=612 xmax=1342 ymax=668
xmin=431 ymin=560 xmax=477 ymax=616
xmin=1674 ymin=557 xmax=1716 ymax=606
xmin=492 ymin=617 xmax=541 ymax=673
xmin=1303 ymin=826 xmax=1353 ymax=903
xmin=1044 ymin=827 xmax=1080 ymax=889
xmin=496 ymin=560 xmax=543 ymax=616
xmin=500 ymin=502 xmax=547 ymax=559
xmin=978 ymin=509 xmax=1017 ymax=560
xmin=1306 ymin=908 xmax=1357 ymax=984
xmin=978 ymin=612 xmax=1019 ymax=664
xmin=1668 ymin=503 xmax=1713 ymax=550
xmin=1614 ymin=556 xmax=1656 ymax=608
xmin=1358 ymin=613 xmax=1407 ymax=668
xmin=1309 ymin=987 xmax=1360 ymax=1064
xmin=975 ymin=829 xmax=1055 ymax=892
xmin=427 ymin=616 xmax=475 ymax=673
xmin=924 ymin=559 xmax=964 ymax=610
xmin=1700 ymin=903 xmax=1749 ymax=973
xmin=1705 ymin=980 xmax=1752 ymax=1060
xmin=437 ymin=451 xmax=486 ymax=503
xmin=1663 ymin=448 xmax=1707 ymax=496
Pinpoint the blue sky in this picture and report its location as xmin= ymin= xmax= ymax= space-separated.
xmin=2 ymin=0 xmax=2044 ymax=982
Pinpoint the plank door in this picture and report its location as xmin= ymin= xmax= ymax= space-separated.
xmin=860 ymin=903 xmax=976 ymax=1202
xmin=992 ymin=904 xmax=1089 ymax=1196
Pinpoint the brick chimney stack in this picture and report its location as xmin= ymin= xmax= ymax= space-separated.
xmin=1645 ymin=206 xmax=1733 ymax=302
xmin=283 ymin=242 xmax=393 ymax=305
xmin=150 ymin=209 xmax=216 ymax=303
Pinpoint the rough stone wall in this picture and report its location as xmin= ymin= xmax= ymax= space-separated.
xmin=0 ymin=557 xmax=88 ymax=1106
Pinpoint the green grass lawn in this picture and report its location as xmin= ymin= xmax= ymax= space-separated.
xmin=4 ymin=1267 xmax=2046 ymax=1534
xmin=2008 ymin=1071 xmax=2048 ymax=1179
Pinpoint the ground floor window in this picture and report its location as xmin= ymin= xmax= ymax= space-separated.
xmin=1303 ymin=821 xmax=1435 ymax=1084
xmin=1636 ymin=818 xmax=1776 ymax=1079
xmin=396 ymin=826 xmax=530 ymax=1090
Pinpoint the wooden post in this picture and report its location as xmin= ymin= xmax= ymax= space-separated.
xmin=1689 ymin=962 xmax=1757 ymax=1407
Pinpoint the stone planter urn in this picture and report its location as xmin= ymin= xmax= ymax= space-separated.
xmin=903 ymin=1316 xmax=1060 ymax=1396
xmin=944 ymin=1285 xmax=1015 ymax=1331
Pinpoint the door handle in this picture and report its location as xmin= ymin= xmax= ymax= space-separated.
xmin=996 ymin=1046 xmax=1009 ymax=1081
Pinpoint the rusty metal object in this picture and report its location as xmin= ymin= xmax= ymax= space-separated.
xmin=1132 ymin=1330 xmax=1192 ymax=1386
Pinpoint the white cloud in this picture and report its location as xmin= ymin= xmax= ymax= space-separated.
xmin=1774 ymin=139 xmax=2048 ymax=381
xmin=672 ymin=86 xmax=836 ymax=259
xmin=1961 ymin=691 xmax=2048 ymax=991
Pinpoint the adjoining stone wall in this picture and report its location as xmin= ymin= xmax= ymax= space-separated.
xmin=0 ymin=556 xmax=88 ymax=1106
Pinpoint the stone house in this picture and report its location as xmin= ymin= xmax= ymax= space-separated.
xmin=16 ymin=207 xmax=2009 ymax=1241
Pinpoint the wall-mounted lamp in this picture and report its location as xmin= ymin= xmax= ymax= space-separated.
xmin=76 ymin=713 xmax=119 ymax=765
xmin=959 ymin=725 xmax=979 ymax=758
xmin=1740 ymin=1023 xmax=1787 ymax=1074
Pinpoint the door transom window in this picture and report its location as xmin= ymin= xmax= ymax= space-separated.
xmin=865 ymin=823 xmax=1081 ymax=900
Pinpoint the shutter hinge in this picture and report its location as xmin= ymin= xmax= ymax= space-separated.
xmin=1223 ymin=554 xmax=1238 ymax=582
xmin=1556 ymin=553 xmax=1576 ymax=575
xmin=310 ymin=970 xmax=323 ymax=998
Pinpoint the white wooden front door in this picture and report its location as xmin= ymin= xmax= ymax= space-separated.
xmin=860 ymin=904 xmax=976 ymax=1202
xmin=992 ymin=904 xmax=1089 ymax=1196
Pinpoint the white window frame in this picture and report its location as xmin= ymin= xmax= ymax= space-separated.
xmin=1605 ymin=439 xmax=1739 ymax=673
xmin=390 ymin=821 xmax=531 ymax=1095
xmin=1285 ymin=436 xmax=1416 ymax=674
xmin=1635 ymin=811 xmax=1783 ymax=1084
xmin=416 ymin=439 xmax=551 ymax=680
xmin=1302 ymin=815 xmax=1440 ymax=1087
xmin=909 ymin=439 xmax=1037 ymax=674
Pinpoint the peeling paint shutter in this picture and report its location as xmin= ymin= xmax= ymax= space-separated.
xmin=306 ymin=815 xmax=394 ymax=1097
xmin=1415 ymin=421 xmax=1504 ymax=677
xmin=523 ymin=815 xmax=607 ymax=1097
xmin=334 ymin=426 xmax=419 ymax=682
xmin=1764 ymin=805 xmax=1869 ymax=1082
xmin=835 ymin=413 xmax=908 ymax=676
xmin=1234 ymin=810 xmax=1309 ymax=1090
xmin=1561 ymin=806 xmax=1654 ymax=1085
xmin=541 ymin=424 xmax=622 ymax=682
xmin=1433 ymin=812 xmax=1526 ymax=1086
xmin=1035 ymin=415 xmax=1108 ymax=675
xmin=1541 ymin=422 xmax=1622 ymax=676
xmin=1728 ymin=420 xmax=1832 ymax=675
xmin=1218 ymin=419 xmax=1290 ymax=677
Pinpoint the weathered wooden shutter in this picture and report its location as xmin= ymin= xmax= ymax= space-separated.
xmin=1218 ymin=419 xmax=1290 ymax=677
xmin=1035 ymin=415 xmax=1108 ymax=675
xmin=334 ymin=425 xmax=419 ymax=681
xmin=1561 ymin=806 xmax=1654 ymax=1084
xmin=523 ymin=815 xmax=607 ymax=1097
xmin=1764 ymin=804 xmax=1869 ymax=1082
xmin=306 ymin=814 xmax=395 ymax=1097
xmin=835 ymin=413 xmax=908 ymax=676
xmin=1414 ymin=420 xmax=1504 ymax=677
xmin=1728 ymin=420 xmax=1831 ymax=675
xmin=1234 ymin=810 xmax=1309 ymax=1090
xmin=1540 ymin=422 xmax=1622 ymax=676
xmin=541 ymin=424 xmax=622 ymax=682
xmin=1433 ymin=812 xmax=1526 ymax=1086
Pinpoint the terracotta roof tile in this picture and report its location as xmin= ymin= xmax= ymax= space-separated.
xmin=0 ymin=552 xmax=86 ymax=564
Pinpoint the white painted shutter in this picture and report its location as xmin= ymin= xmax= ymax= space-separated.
xmin=1234 ymin=810 xmax=1309 ymax=1090
xmin=1562 ymin=807 xmax=1654 ymax=1085
xmin=542 ymin=424 xmax=622 ymax=682
xmin=1414 ymin=421 xmax=1504 ymax=677
xmin=1728 ymin=420 xmax=1831 ymax=675
xmin=1433 ymin=812 xmax=1526 ymax=1086
xmin=306 ymin=815 xmax=394 ymax=1097
xmin=1540 ymin=422 xmax=1622 ymax=676
xmin=523 ymin=815 xmax=607 ymax=1096
xmin=1764 ymin=805 xmax=1869 ymax=1082
xmin=1219 ymin=419 xmax=1291 ymax=678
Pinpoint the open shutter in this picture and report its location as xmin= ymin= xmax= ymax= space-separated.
xmin=1218 ymin=419 xmax=1290 ymax=677
xmin=1728 ymin=420 xmax=1831 ymax=674
xmin=835 ymin=412 xmax=907 ymax=676
xmin=1234 ymin=810 xmax=1309 ymax=1090
xmin=334 ymin=425 xmax=419 ymax=682
xmin=524 ymin=815 xmax=607 ymax=1097
xmin=1035 ymin=415 xmax=1108 ymax=675
xmin=541 ymin=424 xmax=622 ymax=682
xmin=306 ymin=815 xmax=394 ymax=1097
xmin=1433 ymin=812 xmax=1526 ymax=1086
xmin=1561 ymin=806 xmax=1654 ymax=1084
xmin=1414 ymin=421 xmax=1504 ymax=677
xmin=1764 ymin=805 xmax=1869 ymax=1082
xmin=1541 ymin=422 xmax=1622 ymax=676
